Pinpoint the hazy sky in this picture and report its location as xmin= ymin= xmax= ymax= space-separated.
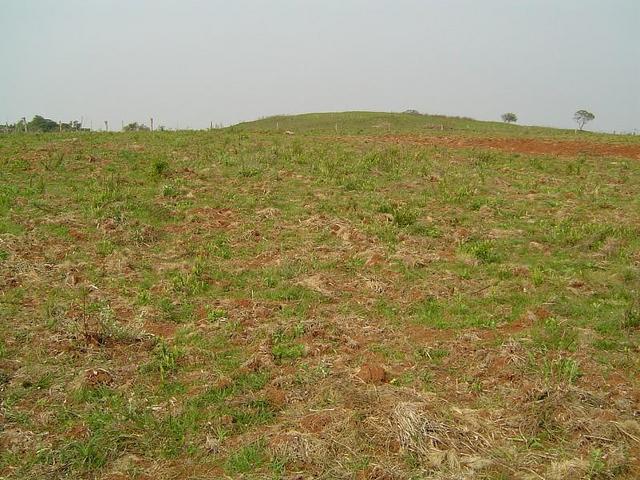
xmin=1 ymin=0 xmax=639 ymax=131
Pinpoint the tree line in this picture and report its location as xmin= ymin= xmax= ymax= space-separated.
xmin=1 ymin=115 xmax=161 ymax=133
xmin=2 ymin=115 xmax=87 ymax=133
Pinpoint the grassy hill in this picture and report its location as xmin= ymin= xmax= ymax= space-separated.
xmin=232 ymin=110 xmax=638 ymax=142
xmin=0 ymin=119 xmax=639 ymax=479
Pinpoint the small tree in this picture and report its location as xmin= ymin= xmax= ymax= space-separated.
xmin=28 ymin=115 xmax=58 ymax=132
xmin=573 ymin=110 xmax=595 ymax=131
xmin=123 ymin=122 xmax=150 ymax=132
xmin=501 ymin=112 xmax=517 ymax=123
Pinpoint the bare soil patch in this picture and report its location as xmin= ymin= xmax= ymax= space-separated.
xmin=351 ymin=134 xmax=640 ymax=159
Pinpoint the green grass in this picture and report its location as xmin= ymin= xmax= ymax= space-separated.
xmin=0 ymin=112 xmax=638 ymax=479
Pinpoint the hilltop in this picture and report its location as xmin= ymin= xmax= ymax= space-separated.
xmin=231 ymin=110 xmax=638 ymax=141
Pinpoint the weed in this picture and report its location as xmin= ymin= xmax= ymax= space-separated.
xmin=151 ymin=158 xmax=170 ymax=176
xmin=378 ymin=202 xmax=418 ymax=227
xmin=622 ymin=298 xmax=640 ymax=329
xmin=532 ymin=318 xmax=577 ymax=351
xmin=588 ymin=448 xmax=606 ymax=477
xmin=162 ymin=184 xmax=179 ymax=197
xmin=147 ymin=341 xmax=182 ymax=379
xmin=271 ymin=343 xmax=305 ymax=363
xmin=206 ymin=307 xmax=227 ymax=322
xmin=42 ymin=151 xmax=66 ymax=171
xmin=464 ymin=239 xmax=502 ymax=264
xmin=537 ymin=356 xmax=582 ymax=384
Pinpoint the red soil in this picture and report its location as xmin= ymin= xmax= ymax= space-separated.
xmin=353 ymin=134 xmax=640 ymax=159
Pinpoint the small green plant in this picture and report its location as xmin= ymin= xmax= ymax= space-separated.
xmin=415 ymin=347 xmax=449 ymax=364
xmin=587 ymin=448 xmax=606 ymax=476
xmin=414 ymin=297 xmax=445 ymax=327
xmin=96 ymin=240 xmax=115 ymax=256
xmin=170 ymin=261 xmax=209 ymax=296
xmin=271 ymin=343 xmax=305 ymax=362
xmin=533 ymin=318 xmax=577 ymax=351
xmin=151 ymin=158 xmax=170 ymax=176
xmin=206 ymin=307 xmax=227 ymax=322
xmin=149 ymin=341 xmax=182 ymax=379
xmin=464 ymin=239 xmax=501 ymax=264
xmin=379 ymin=203 xmax=418 ymax=227
xmin=541 ymin=357 xmax=582 ymax=384
xmin=162 ymin=184 xmax=179 ymax=197
xmin=622 ymin=298 xmax=640 ymax=330
xmin=207 ymin=236 xmax=232 ymax=259
xmin=556 ymin=357 xmax=581 ymax=383
xmin=43 ymin=151 xmax=66 ymax=171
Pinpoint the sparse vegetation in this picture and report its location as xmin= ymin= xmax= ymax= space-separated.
xmin=0 ymin=112 xmax=639 ymax=479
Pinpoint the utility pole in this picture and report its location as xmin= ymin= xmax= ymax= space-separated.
xmin=59 ymin=121 xmax=62 ymax=132
xmin=150 ymin=117 xmax=154 ymax=132
xmin=22 ymin=117 xmax=27 ymax=133
xmin=104 ymin=120 xmax=109 ymax=132
xmin=121 ymin=120 xmax=124 ymax=131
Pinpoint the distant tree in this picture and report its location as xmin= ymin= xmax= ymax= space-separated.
xmin=28 ymin=115 xmax=58 ymax=132
xmin=403 ymin=109 xmax=421 ymax=115
xmin=573 ymin=110 xmax=595 ymax=131
xmin=123 ymin=122 xmax=150 ymax=132
xmin=501 ymin=112 xmax=517 ymax=123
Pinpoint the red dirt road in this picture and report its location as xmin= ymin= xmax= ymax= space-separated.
xmin=350 ymin=134 xmax=640 ymax=159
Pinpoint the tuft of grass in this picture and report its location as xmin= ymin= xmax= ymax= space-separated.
xmin=271 ymin=343 xmax=305 ymax=363
xmin=378 ymin=202 xmax=418 ymax=227
xmin=151 ymin=158 xmax=170 ymax=176
xmin=224 ymin=441 xmax=266 ymax=474
xmin=532 ymin=318 xmax=578 ymax=351
xmin=463 ymin=239 xmax=502 ymax=264
xmin=622 ymin=298 xmax=640 ymax=330
xmin=146 ymin=341 xmax=182 ymax=379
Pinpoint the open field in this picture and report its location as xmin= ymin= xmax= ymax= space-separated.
xmin=1 ymin=112 xmax=639 ymax=479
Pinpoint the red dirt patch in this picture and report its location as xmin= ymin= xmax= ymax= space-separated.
xmin=350 ymin=134 xmax=640 ymax=159
xmin=357 ymin=363 xmax=387 ymax=384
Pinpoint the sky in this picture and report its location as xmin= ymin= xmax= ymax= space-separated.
xmin=1 ymin=0 xmax=638 ymax=132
